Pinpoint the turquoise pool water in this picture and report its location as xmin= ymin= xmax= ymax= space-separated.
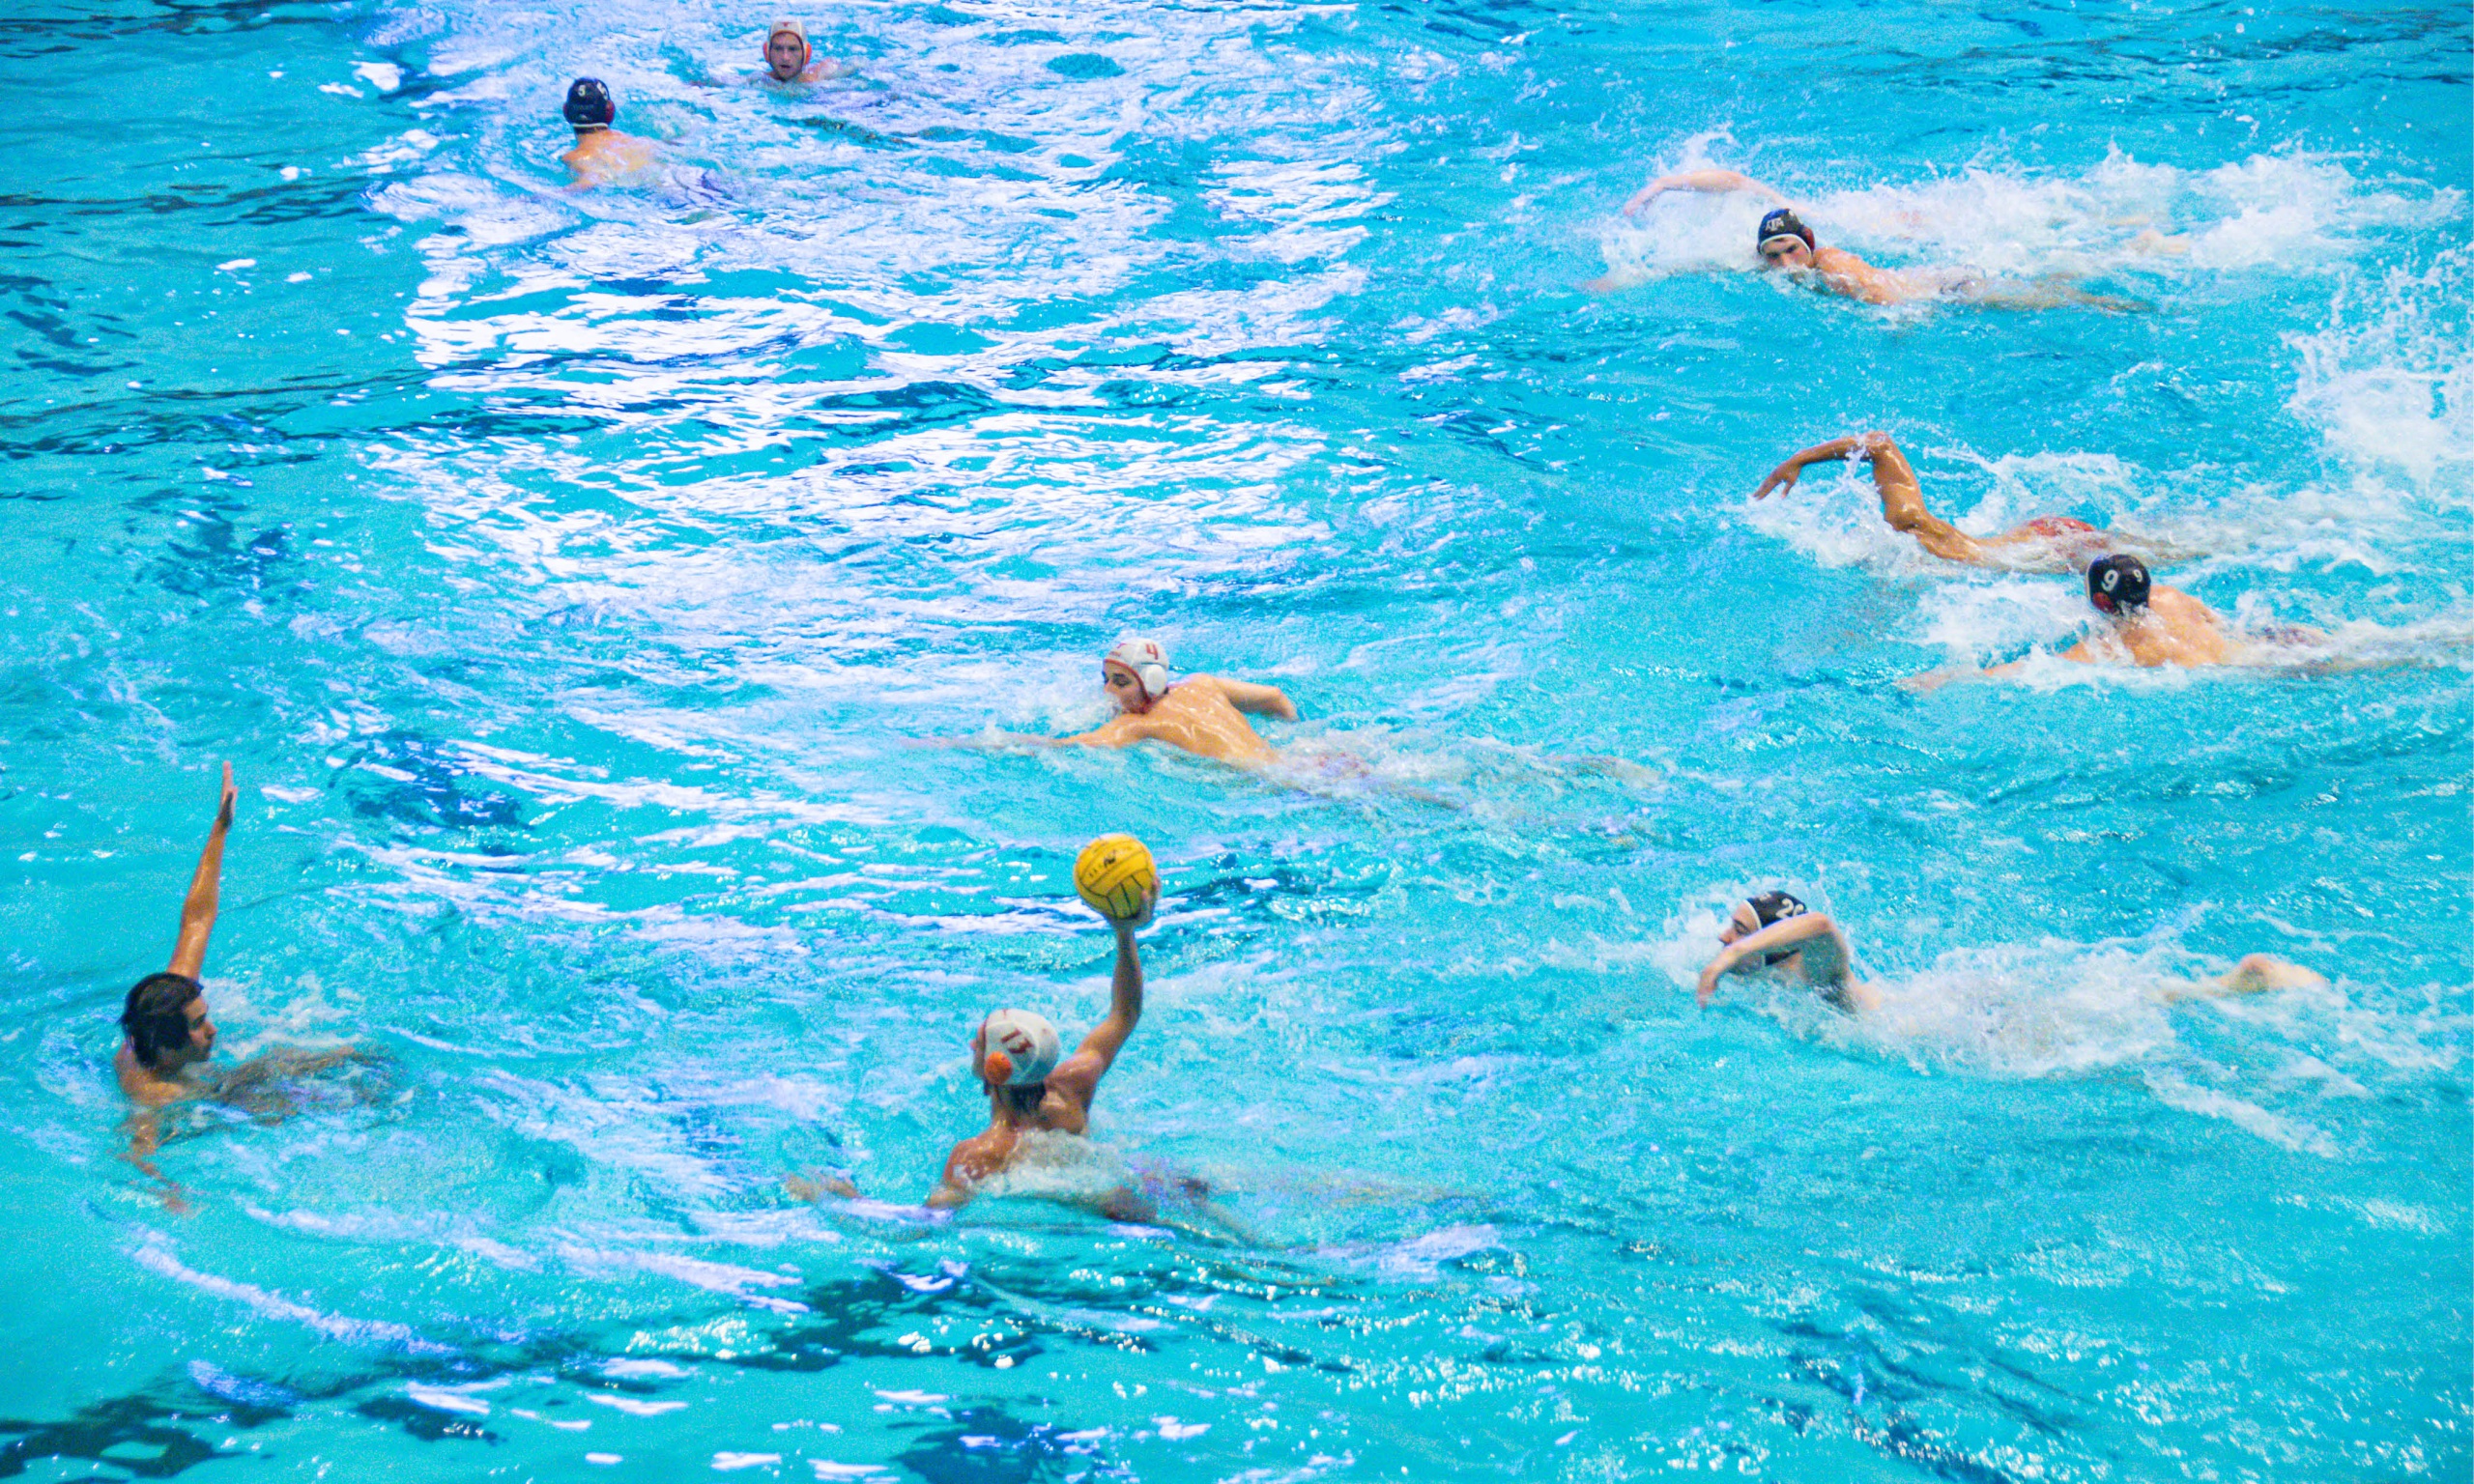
xmin=3 ymin=0 xmax=2467 ymax=1478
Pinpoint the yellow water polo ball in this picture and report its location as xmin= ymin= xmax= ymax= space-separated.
xmin=1074 ymin=834 xmax=1157 ymax=921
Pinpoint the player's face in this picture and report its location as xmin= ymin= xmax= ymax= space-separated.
xmin=765 ymin=34 xmax=807 ymax=77
xmin=1717 ymin=905 xmax=1759 ymax=946
xmin=1101 ymin=663 xmax=1147 ymax=712
xmin=184 ymin=997 xmax=217 ymax=1059
xmin=1758 ymin=238 xmax=1813 ymax=270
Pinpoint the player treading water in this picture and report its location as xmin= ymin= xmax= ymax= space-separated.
xmin=115 ymin=766 xmax=376 ymax=1206
xmin=927 ymin=837 xmax=1170 ymax=1216
xmin=559 ymin=77 xmax=659 ymax=188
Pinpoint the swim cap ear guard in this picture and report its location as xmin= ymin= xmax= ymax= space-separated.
xmin=1756 ymin=208 xmax=1815 ymax=254
xmin=563 ymin=77 xmax=616 ymax=128
xmin=1104 ymin=637 xmax=1172 ymax=699
xmin=980 ymin=1010 xmax=1062 ymax=1087
xmin=2086 ymin=555 xmax=2151 ymax=614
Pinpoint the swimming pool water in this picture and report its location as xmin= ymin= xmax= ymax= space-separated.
xmin=1 ymin=0 xmax=2467 ymax=1479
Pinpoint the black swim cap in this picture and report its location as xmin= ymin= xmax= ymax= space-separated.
xmin=563 ymin=77 xmax=615 ymax=128
xmin=1747 ymin=890 xmax=1809 ymax=928
xmin=2086 ymin=555 xmax=2151 ymax=614
xmin=1756 ymin=208 xmax=1814 ymax=252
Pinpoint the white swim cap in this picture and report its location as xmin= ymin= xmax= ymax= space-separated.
xmin=1104 ymin=637 xmax=1171 ymax=699
xmin=980 ymin=1010 xmax=1061 ymax=1086
xmin=768 ymin=18 xmax=808 ymax=43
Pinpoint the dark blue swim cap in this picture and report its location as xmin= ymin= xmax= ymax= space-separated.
xmin=1757 ymin=208 xmax=1814 ymax=253
xmin=2086 ymin=555 xmax=2151 ymax=614
xmin=1747 ymin=890 xmax=1808 ymax=928
xmin=563 ymin=77 xmax=615 ymax=128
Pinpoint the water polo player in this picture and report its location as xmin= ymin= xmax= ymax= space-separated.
xmin=116 ymin=766 xmax=376 ymax=1203
xmin=964 ymin=637 xmax=1300 ymax=769
xmin=1697 ymin=891 xmax=1879 ymax=1013
xmin=1619 ymin=169 xmax=2143 ymax=309
xmin=116 ymin=764 xmax=239 ymax=1112
xmin=1755 ymin=429 xmax=2121 ymax=571
xmin=1913 ymin=555 xmax=2329 ymax=688
xmin=759 ymin=18 xmax=849 ymax=82
xmin=925 ymin=870 xmax=1157 ymax=1213
xmin=1695 ymin=889 xmax=2325 ymax=1014
xmin=560 ymin=77 xmax=658 ymax=188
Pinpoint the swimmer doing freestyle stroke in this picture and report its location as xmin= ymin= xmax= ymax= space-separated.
xmin=1694 ymin=890 xmax=2325 ymax=1013
xmin=116 ymin=765 xmax=376 ymax=1208
xmin=1905 ymin=555 xmax=2331 ymax=689
xmin=1755 ymin=428 xmax=2159 ymax=572
xmin=1615 ymin=170 xmax=2147 ymax=310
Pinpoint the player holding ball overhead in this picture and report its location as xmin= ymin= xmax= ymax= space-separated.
xmin=923 ymin=835 xmax=1161 ymax=1211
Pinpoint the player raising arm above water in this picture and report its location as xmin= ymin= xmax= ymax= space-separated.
xmin=116 ymin=767 xmax=375 ymax=1206
xmin=1756 ymin=429 xmax=2119 ymax=571
xmin=928 ymin=880 xmax=1153 ymax=1213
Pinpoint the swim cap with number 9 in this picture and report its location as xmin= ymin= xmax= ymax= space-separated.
xmin=1074 ymin=834 xmax=1156 ymax=921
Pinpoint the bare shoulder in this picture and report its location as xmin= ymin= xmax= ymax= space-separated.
xmin=940 ymin=1127 xmax=1012 ymax=1187
xmin=1043 ymin=1055 xmax=1103 ymax=1113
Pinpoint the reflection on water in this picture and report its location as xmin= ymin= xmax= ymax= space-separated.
xmin=0 ymin=0 xmax=2465 ymax=1477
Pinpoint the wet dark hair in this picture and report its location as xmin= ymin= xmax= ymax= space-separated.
xmin=2087 ymin=554 xmax=2151 ymax=614
xmin=121 ymin=972 xmax=203 ymax=1069
xmin=1746 ymin=890 xmax=1809 ymax=928
xmin=563 ymin=77 xmax=616 ymax=128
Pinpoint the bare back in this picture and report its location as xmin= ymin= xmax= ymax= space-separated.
xmin=562 ymin=129 xmax=658 ymax=186
xmin=1811 ymin=246 xmax=1913 ymax=306
xmin=1086 ymin=676 xmax=1278 ymax=767
xmin=2065 ymin=585 xmax=2229 ymax=668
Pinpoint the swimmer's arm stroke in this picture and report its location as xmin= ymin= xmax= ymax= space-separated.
xmin=1053 ymin=713 xmax=1155 ymax=750
xmin=121 ymin=1110 xmax=190 ymax=1213
xmin=1625 ymin=169 xmax=1785 ymax=216
xmin=934 ymin=716 xmax=1151 ymax=751
xmin=1904 ymin=635 xmax=2104 ymax=691
xmin=168 ymin=763 xmax=237 ymax=980
xmin=1759 ymin=432 xmax=1984 ymax=563
xmin=1693 ymin=913 xmax=1848 ymax=1006
xmin=1204 ymin=675 xmax=1299 ymax=722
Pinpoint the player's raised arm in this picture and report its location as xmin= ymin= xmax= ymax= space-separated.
xmin=168 ymin=764 xmax=236 ymax=980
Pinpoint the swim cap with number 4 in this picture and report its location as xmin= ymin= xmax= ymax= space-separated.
xmin=1074 ymin=834 xmax=1156 ymax=921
